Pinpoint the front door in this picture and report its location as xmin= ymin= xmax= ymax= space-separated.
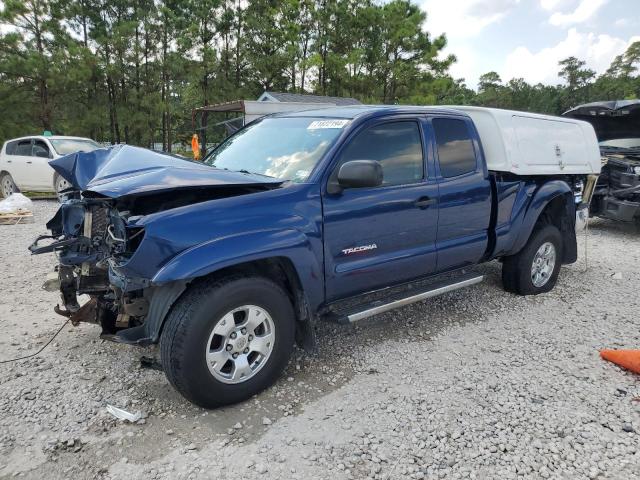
xmin=30 ymin=139 xmax=54 ymax=190
xmin=322 ymin=118 xmax=440 ymax=301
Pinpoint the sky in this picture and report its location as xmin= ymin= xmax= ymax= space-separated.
xmin=420 ymin=0 xmax=640 ymax=88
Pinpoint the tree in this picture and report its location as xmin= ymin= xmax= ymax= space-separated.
xmin=0 ymin=0 xmax=63 ymax=130
xmin=558 ymin=56 xmax=596 ymax=110
xmin=559 ymin=56 xmax=595 ymax=90
xmin=1 ymin=0 xmax=638 ymax=152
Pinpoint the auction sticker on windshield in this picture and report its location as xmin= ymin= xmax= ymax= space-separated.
xmin=307 ymin=119 xmax=350 ymax=130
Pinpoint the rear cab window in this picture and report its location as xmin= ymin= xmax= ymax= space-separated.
xmin=432 ymin=118 xmax=477 ymax=178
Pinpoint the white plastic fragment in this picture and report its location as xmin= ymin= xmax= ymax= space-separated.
xmin=0 ymin=193 xmax=33 ymax=214
xmin=106 ymin=404 xmax=143 ymax=422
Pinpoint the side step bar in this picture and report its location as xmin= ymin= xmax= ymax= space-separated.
xmin=334 ymin=274 xmax=484 ymax=324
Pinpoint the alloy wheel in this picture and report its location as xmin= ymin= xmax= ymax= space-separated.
xmin=531 ymin=241 xmax=556 ymax=288
xmin=205 ymin=305 xmax=275 ymax=384
xmin=1 ymin=175 xmax=15 ymax=198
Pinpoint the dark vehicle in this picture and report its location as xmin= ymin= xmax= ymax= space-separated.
xmin=563 ymin=100 xmax=640 ymax=223
xmin=31 ymin=106 xmax=600 ymax=408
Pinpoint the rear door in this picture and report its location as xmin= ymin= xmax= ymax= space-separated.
xmin=429 ymin=116 xmax=492 ymax=271
xmin=5 ymin=139 xmax=36 ymax=189
xmin=322 ymin=117 xmax=440 ymax=301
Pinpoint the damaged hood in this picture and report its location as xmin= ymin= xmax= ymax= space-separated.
xmin=562 ymin=100 xmax=640 ymax=142
xmin=49 ymin=144 xmax=283 ymax=198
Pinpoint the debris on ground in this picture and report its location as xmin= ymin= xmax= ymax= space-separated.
xmin=0 ymin=193 xmax=33 ymax=224
xmin=601 ymin=349 xmax=640 ymax=374
xmin=106 ymin=404 xmax=143 ymax=423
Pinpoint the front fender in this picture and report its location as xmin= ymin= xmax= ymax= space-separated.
xmin=152 ymin=228 xmax=324 ymax=311
xmin=507 ymin=180 xmax=573 ymax=256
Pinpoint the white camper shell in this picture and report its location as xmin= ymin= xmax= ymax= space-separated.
xmin=451 ymin=106 xmax=601 ymax=176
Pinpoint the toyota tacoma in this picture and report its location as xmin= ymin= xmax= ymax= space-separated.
xmin=31 ymin=106 xmax=601 ymax=408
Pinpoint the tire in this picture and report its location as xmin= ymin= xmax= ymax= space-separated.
xmin=502 ymin=224 xmax=563 ymax=296
xmin=54 ymin=174 xmax=70 ymax=202
xmin=0 ymin=172 xmax=17 ymax=198
xmin=161 ymin=275 xmax=295 ymax=408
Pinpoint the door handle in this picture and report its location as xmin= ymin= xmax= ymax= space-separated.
xmin=414 ymin=196 xmax=436 ymax=208
xmin=26 ymin=161 xmax=33 ymax=164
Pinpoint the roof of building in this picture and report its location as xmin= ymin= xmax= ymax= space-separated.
xmin=258 ymin=91 xmax=362 ymax=106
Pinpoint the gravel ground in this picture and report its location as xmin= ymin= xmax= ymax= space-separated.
xmin=1 ymin=199 xmax=639 ymax=480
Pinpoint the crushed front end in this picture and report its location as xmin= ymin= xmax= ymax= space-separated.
xmin=591 ymin=150 xmax=640 ymax=222
xmin=30 ymin=144 xmax=284 ymax=345
xmin=30 ymin=198 xmax=157 ymax=342
xmin=562 ymin=100 xmax=640 ymax=223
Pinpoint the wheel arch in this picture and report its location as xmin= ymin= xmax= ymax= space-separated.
xmin=139 ymin=255 xmax=319 ymax=352
xmin=535 ymin=192 xmax=577 ymax=264
xmin=508 ymin=180 xmax=577 ymax=264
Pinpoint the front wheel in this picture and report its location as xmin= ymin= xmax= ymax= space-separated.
xmin=54 ymin=174 xmax=71 ymax=202
xmin=502 ymin=224 xmax=563 ymax=295
xmin=161 ymin=276 xmax=295 ymax=408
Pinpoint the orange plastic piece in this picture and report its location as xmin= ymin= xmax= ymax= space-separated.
xmin=600 ymin=349 xmax=640 ymax=374
xmin=191 ymin=134 xmax=201 ymax=161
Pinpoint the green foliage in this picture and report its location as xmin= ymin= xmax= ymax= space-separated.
xmin=0 ymin=1 xmax=638 ymax=150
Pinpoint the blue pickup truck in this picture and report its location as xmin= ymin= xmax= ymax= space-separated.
xmin=31 ymin=105 xmax=601 ymax=408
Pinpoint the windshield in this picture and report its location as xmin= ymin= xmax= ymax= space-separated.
xmin=599 ymin=138 xmax=640 ymax=149
xmin=50 ymin=138 xmax=102 ymax=155
xmin=204 ymin=117 xmax=349 ymax=182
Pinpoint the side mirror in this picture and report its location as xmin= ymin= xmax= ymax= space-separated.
xmin=336 ymin=160 xmax=383 ymax=190
xmin=34 ymin=150 xmax=50 ymax=158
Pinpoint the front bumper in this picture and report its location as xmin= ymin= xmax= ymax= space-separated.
xmin=596 ymin=196 xmax=640 ymax=222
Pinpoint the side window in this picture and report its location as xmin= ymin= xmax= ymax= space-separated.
xmin=5 ymin=140 xmax=19 ymax=155
xmin=338 ymin=121 xmax=424 ymax=186
xmin=14 ymin=140 xmax=33 ymax=156
xmin=432 ymin=118 xmax=477 ymax=178
xmin=32 ymin=140 xmax=50 ymax=158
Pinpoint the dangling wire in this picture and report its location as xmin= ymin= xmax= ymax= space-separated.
xmin=583 ymin=213 xmax=589 ymax=272
xmin=0 ymin=319 xmax=70 ymax=364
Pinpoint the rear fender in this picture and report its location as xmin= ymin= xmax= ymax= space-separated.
xmin=507 ymin=180 xmax=574 ymax=257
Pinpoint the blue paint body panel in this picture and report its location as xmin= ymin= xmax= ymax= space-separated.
xmin=48 ymin=105 xmax=579 ymax=323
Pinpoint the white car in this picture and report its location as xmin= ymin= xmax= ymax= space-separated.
xmin=0 ymin=135 xmax=101 ymax=199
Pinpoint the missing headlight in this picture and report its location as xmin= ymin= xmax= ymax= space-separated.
xmin=125 ymin=226 xmax=145 ymax=254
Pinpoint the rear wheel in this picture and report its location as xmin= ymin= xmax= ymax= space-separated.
xmin=502 ymin=224 xmax=563 ymax=295
xmin=161 ymin=276 xmax=295 ymax=408
xmin=0 ymin=172 xmax=16 ymax=198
